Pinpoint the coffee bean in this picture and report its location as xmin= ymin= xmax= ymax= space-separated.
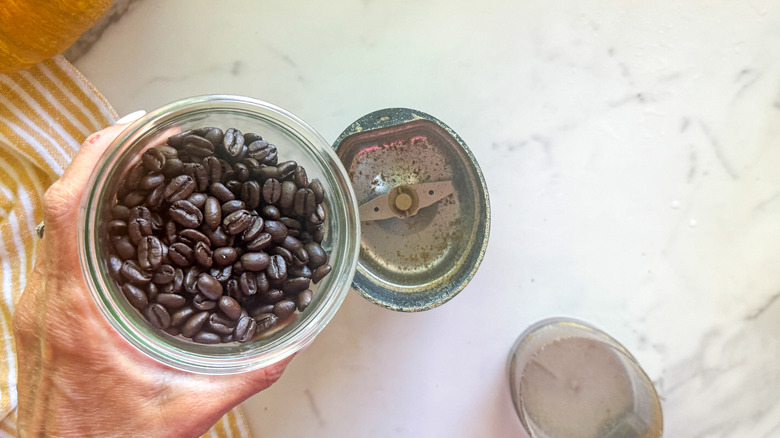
xmin=305 ymin=242 xmax=327 ymax=268
xmin=138 ymin=235 xmax=164 ymax=271
xmin=202 ymin=155 xmax=222 ymax=183
xmin=271 ymin=246 xmax=293 ymax=264
xmin=293 ymin=166 xmax=308 ymax=188
xmin=204 ymin=196 xmax=221 ymax=230
xmin=242 ymin=216 xmax=265 ymax=241
xmin=276 ymin=161 xmax=297 ymax=180
xmin=146 ymin=282 xmax=159 ymax=302
xmin=187 ymin=192 xmax=208 ymax=209
xmin=266 ymin=255 xmax=287 ymax=281
xmin=197 ymin=273 xmax=223 ymax=300
xmin=179 ymin=228 xmax=210 ymax=247
xmin=168 ymin=242 xmax=194 ymax=267
xmin=221 ymin=199 xmax=246 ymax=216
xmin=279 ymin=181 xmax=297 ymax=209
xmin=144 ymin=303 xmax=172 ymax=329
xmin=225 ymin=278 xmax=240 ymax=300
xmin=125 ymin=163 xmax=145 ymax=189
xmin=111 ymin=204 xmax=131 ymax=220
xmin=108 ymin=255 xmax=123 ymax=280
xmin=107 ymin=219 xmax=127 ymax=237
xmin=263 ymin=220 xmax=287 ymax=243
xmin=192 ymin=330 xmax=221 ymax=344
xmin=155 ymin=293 xmax=186 ymax=310
xmin=312 ymin=264 xmax=332 ymax=284
xmin=261 ymin=205 xmax=281 ymax=220
xmin=239 ymin=272 xmax=257 ymax=296
xmin=122 ymin=283 xmax=148 ymax=309
xmin=273 ymin=299 xmax=296 ymax=320
xmin=193 ymin=241 xmax=213 ymax=268
xmin=254 ymin=313 xmax=278 ymax=334
xmin=192 ymin=293 xmax=217 ymax=311
xmin=209 ymin=182 xmax=235 ymax=203
xmin=172 ymin=268 xmax=184 ymax=293
xmin=121 ymin=260 xmax=152 ymax=285
xmin=247 ymin=139 xmax=271 ymax=160
xmin=283 ymin=277 xmax=311 ymax=294
xmin=212 ymin=246 xmax=238 ymax=268
xmin=208 ymin=313 xmax=234 ymax=335
xmin=169 ymin=200 xmax=203 ymax=228
xmin=255 ymin=271 xmax=270 ymax=294
xmin=180 ymin=311 xmax=209 ymax=338
xmin=139 ymin=172 xmax=165 ymax=191
xmin=204 ymin=226 xmax=232 ymax=247
xmin=128 ymin=218 xmax=152 ymax=245
xmin=183 ymin=134 xmax=214 ymax=157
xmin=225 ymin=179 xmax=242 ymax=195
xmin=240 ymin=180 xmax=260 ymax=209
xmin=257 ymin=165 xmax=281 ymax=180
xmin=165 ymin=175 xmax=196 ymax=203
xmin=313 ymin=225 xmax=325 ymax=243
xmin=308 ymin=204 xmax=326 ymax=226
xmin=294 ymin=188 xmax=316 ymax=216
xmin=309 ymin=179 xmax=325 ymax=204
xmin=241 ymin=252 xmax=270 ymax=272
xmin=218 ymin=296 xmax=242 ymax=320
xmin=223 ymin=209 xmax=253 ymax=235
xmin=185 ymin=162 xmax=209 ymax=192
xmin=262 ymin=178 xmax=281 ymax=204
xmin=162 ymin=157 xmax=184 ymax=177
xmin=210 ymin=264 xmax=232 ymax=282
xmin=234 ymin=316 xmax=256 ymax=343
xmin=170 ymin=306 xmax=196 ymax=327
xmin=234 ymin=163 xmax=249 ymax=181
xmin=221 ymin=128 xmax=245 ymax=157
xmin=260 ymin=288 xmax=284 ymax=304
xmin=246 ymin=232 xmax=272 ymax=251
xmin=123 ymin=191 xmax=147 ymax=208
xmin=297 ymin=289 xmax=313 ymax=312
xmin=290 ymin=264 xmax=312 ymax=279
xmin=167 ymin=129 xmax=194 ymax=147
xmin=145 ymin=185 xmax=165 ymax=210
xmin=142 ymin=148 xmax=166 ymax=172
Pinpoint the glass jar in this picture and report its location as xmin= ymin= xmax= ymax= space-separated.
xmin=79 ymin=95 xmax=360 ymax=374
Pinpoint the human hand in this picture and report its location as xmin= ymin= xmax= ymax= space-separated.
xmin=13 ymin=118 xmax=292 ymax=438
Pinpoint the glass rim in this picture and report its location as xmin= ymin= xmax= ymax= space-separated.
xmin=78 ymin=95 xmax=360 ymax=374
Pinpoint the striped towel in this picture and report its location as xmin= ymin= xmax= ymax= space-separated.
xmin=0 ymin=54 xmax=253 ymax=437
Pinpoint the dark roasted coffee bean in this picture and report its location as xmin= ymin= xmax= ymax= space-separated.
xmin=170 ymin=306 xmax=195 ymax=327
xmin=221 ymin=128 xmax=245 ymax=157
xmin=192 ymin=330 xmax=221 ymax=344
xmin=281 ymin=235 xmax=303 ymax=253
xmin=279 ymin=181 xmax=296 ymax=209
xmin=146 ymin=282 xmax=159 ymax=301
xmin=168 ymin=242 xmax=194 ymax=267
xmin=121 ymin=260 xmax=152 ymax=285
xmin=155 ymin=144 xmax=179 ymax=159
xmin=208 ymin=313 xmax=234 ymax=335
xmin=204 ymin=225 xmax=231 ymax=247
xmin=167 ymin=129 xmax=194 ymax=147
xmin=169 ymin=200 xmax=203 ymax=228
xmin=261 ymin=205 xmax=280 ymax=220
xmin=276 ymin=160 xmax=297 ymax=180
xmin=294 ymin=188 xmax=316 ymax=216
xmin=263 ymin=220 xmax=287 ymax=243
xmin=203 ymin=196 xmax=221 ymax=230
xmin=197 ymin=273 xmax=223 ymax=300
xmin=260 ymin=288 xmax=284 ymax=304
xmin=210 ymin=264 xmax=232 ymax=282
xmin=125 ymin=163 xmax=145 ymax=189
xmin=218 ymin=296 xmax=242 ymax=320
xmin=263 ymin=144 xmax=278 ymax=165
xmin=247 ymin=139 xmax=271 ymax=160
xmin=184 ymin=162 xmax=209 ymax=191
xmin=262 ymin=178 xmax=281 ymax=204
xmin=308 ymin=204 xmax=326 ymax=226
xmin=224 ymin=179 xmax=242 ymax=196
xmin=183 ymin=134 xmax=215 ymax=157
xmin=297 ymin=231 xmax=312 ymax=243
xmin=183 ymin=267 xmax=202 ymax=294
xmin=254 ymin=313 xmax=278 ymax=333
xmin=164 ymin=220 xmax=178 ymax=245
xmin=193 ymin=293 xmax=217 ymax=311
xmin=172 ymin=267 xmax=184 ymax=292
xmin=162 ymin=157 xmax=184 ymax=177
xmin=202 ymin=155 xmax=222 ymax=183
xmin=255 ymin=271 xmax=270 ymax=294
xmin=212 ymin=246 xmax=238 ymax=268
xmin=139 ymin=172 xmax=165 ymax=191
xmin=246 ymin=232 xmax=272 ymax=251
xmin=193 ymin=241 xmax=213 ymax=268
xmin=293 ymin=165 xmax=308 ymax=188
xmin=111 ymin=204 xmax=131 ymax=220
xmin=187 ymin=192 xmax=208 ymax=209
xmin=241 ymin=252 xmax=270 ymax=272
xmin=220 ymin=199 xmax=246 ymax=216
xmin=203 ymin=127 xmax=224 ymax=148
xmin=155 ymin=293 xmax=186 ymax=310
xmin=273 ymin=299 xmax=296 ymax=320
xmin=127 ymin=218 xmax=152 ymax=245
xmin=122 ymin=283 xmax=148 ymax=309
xmin=145 ymin=184 xmax=165 ymax=210
xmin=107 ymin=219 xmax=127 ymax=236
xmin=283 ymin=277 xmax=311 ymax=294
xmin=250 ymin=304 xmax=275 ymax=317
xmin=242 ymin=157 xmax=261 ymax=175
xmin=305 ymin=241 xmax=327 ymax=268
xmin=242 ymin=216 xmax=264 ymax=241
xmin=266 ymin=255 xmax=287 ymax=281
xmin=312 ymin=263 xmax=332 ymax=284
xmin=309 ymin=179 xmax=325 ymax=204
xmin=225 ymin=278 xmax=241 ymax=299
xmin=244 ymin=132 xmax=262 ymax=143
xmin=239 ymin=272 xmax=257 ymax=296
xmin=152 ymin=264 xmax=176 ymax=284
xmin=181 ymin=311 xmax=210 ymax=338
xmin=138 ymin=235 xmax=163 ymax=271
xmin=240 ymin=181 xmax=260 ymax=209
xmin=271 ymin=246 xmax=293 ymax=264
xmin=178 ymin=228 xmax=210 ymax=247
xmin=297 ymin=289 xmax=313 ymax=312
xmin=223 ymin=209 xmax=253 ymax=235
xmin=158 ymin=281 xmax=175 ymax=294
xmin=129 ymin=205 xmax=152 ymax=227
xmin=108 ymin=255 xmax=123 ymax=280
xmin=144 ymin=303 xmax=172 ymax=329
xmin=233 ymin=163 xmax=249 ymax=181
xmin=234 ymin=316 xmax=256 ymax=343
xmin=313 ymin=225 xmax=325 ymax=243
xmin=209 ymin=182 xmax=235 ymax=203
xmin=164 ymin=175 xmax=196 ymax=203
xmin=122 ymin=191 xmax=146 ymax=208
xmin=257 ymin=165 xmax=281 ymax=180
xmin=290 ymin=264 xmax=312 ymax=279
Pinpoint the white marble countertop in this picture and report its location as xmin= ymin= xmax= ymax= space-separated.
xmin=72 ymin=1 xmax=780 ymax=436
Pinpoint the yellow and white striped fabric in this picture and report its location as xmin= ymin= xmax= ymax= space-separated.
xmin=0 ymin=55 xmax=253 ymax=438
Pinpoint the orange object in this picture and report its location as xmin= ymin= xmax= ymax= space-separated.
xmin=0 ymin=0 xmax=111 ymax=73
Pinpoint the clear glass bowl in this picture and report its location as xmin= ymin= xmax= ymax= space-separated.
xmin=79 ymin=95 xmax=360 ymax=374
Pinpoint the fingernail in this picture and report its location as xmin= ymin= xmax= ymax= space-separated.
xmin=115 ymin=110 xmax=147 ymax=125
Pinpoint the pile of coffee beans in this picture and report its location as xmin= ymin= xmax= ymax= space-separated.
xmin=105 ymin=127 xmax=332 ymax=344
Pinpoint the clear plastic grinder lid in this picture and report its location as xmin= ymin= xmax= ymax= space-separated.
xmin=333 ymin=108 xmax=490 ymax=311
